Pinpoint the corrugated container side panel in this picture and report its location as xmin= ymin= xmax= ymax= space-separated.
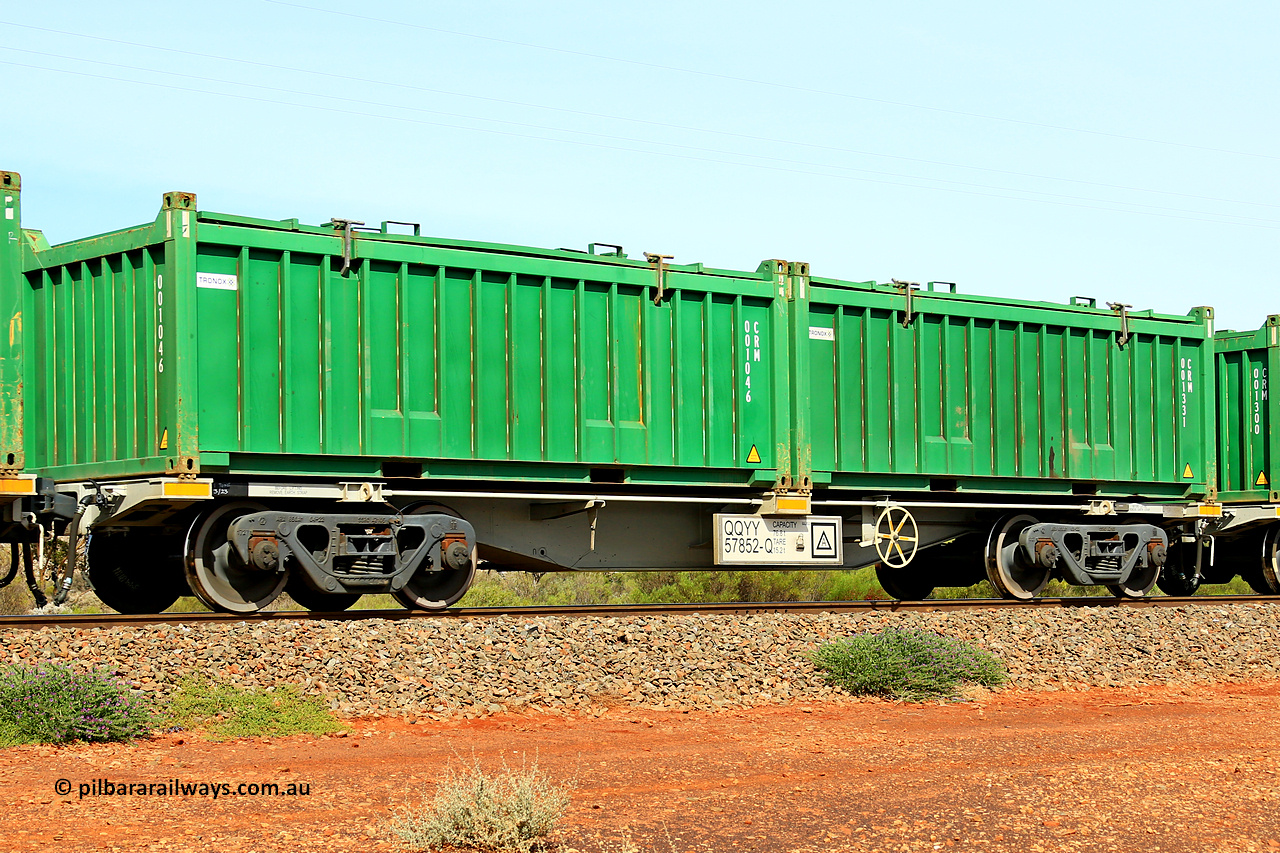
xmin=947 ymin=317 xmax=974 ymax=475
xmin=403 ymin=265 xmax=440 ymax=458
xmin=1244 ymin=348 xmax=1268 ymax=490
xmin=365 ymin=261 xmax=401 ymax=455
xmin=286 ymin=255 xmax=320 ymax=455
xmin=247 ymin=250 xmax=283 ymax=454
xmin=1217 ymin=351 xmax=1237 ymax=490
xmin=918 ymin=316 xmax=943 ymax=470
xmin=1155 ymin=337 xmax=1176 ymax=478
xmin=890 ymin=313 xmax=917 ymax=472
xmin=510 ymin=276 xmax=543 ymax=461
xmin=808 ymin=305 xmax=835 ymax=472
xmin=581 ymin=282 xmax=610 ymax=460
xmin=614 ymin=288 xmax=644 ymax=464
xmin=1216 ymin=344 xmax=1269 ymax=496
xmin=1015 ymin=327 xmax=1041 ymax=477
xmin=833 ymin=308 xmax=861 ymax=471
xmin=673 ymin=293 xmax=703 ymax=466
xmin=191 ymin=237 xmax=774 ymax=477
xmin=1218 ymin=350 xmax=1243 ymax=492
xmin=969 ymin=320 xmax=994 ymax=476
xmin=1176 ymin=339 xmax=1198 ymax=479
xmin=645 ymin=299 xmax=674 ymax=466
xmin=544 ymin=279 xmax=577 ymax=463
xmin=1091 ymin=331 xmax=1116 ymax=480
xmin=707 ymin=295 xmax=735 ymax=468
xmin=436 ymin=268 xmax=470 ymax=458
xmin=863 ymin=311 xmax=892 ymax=471
xmin=327 ymin=263 xmax=362 ymax=457
xmin=1126 ymin=342 xmax=1147 ymax=479
xmin=1109 ymin=335 xmax=1133 ymax=479
xmin=27 ymin=245 xmax=165 ymax=471
xmin=28 ymin=268 xmax=51 ymax=465
xmin=991 ymin=322 xmax=1017 ymax=478
xmin=475 ymin=271 xmax=510 ymax=459
xmin=808 ymin=285 xmax=1207 ymax=489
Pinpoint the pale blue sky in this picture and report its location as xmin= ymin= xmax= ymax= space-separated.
xmin=3 ymin=1 xmax=1276 ymax=332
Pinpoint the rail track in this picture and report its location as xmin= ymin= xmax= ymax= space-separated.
xmin=1 ymin=594 xmax=1277 ymax=631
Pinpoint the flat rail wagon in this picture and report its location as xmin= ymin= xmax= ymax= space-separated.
xmin=0 ymin=172 xmax=1238 ymax=611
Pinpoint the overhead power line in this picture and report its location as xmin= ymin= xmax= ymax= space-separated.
xmin=265 ymin=0 xmax=1280 ymax=164
xmin=10 ymin=44 xmax=1280 ymax=223
xmin=4 ymin=56 xmax=1276 ymax=232
xmin=3 ymin=20 xmax=1276 ymax=213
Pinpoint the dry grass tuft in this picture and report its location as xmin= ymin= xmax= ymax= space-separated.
xmin=390 ymin=755 xmax=570 ymax=852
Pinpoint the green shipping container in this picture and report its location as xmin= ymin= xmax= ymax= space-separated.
xmin=0 ymin=173 xmax=1217 ymax=503
xmin=1214 ymin=317 xmax=1280 ymax=503
xmin=0 ymin=174 xmax=791 ymax=489
xmin=794 ymin=276 xmax=1216 ymax=500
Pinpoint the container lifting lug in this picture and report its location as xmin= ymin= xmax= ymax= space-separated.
xmin=645 ymin=253 xmax=674 ymax=305
xmin=329 ymin=218 xmax=365 ymax=277
xmin=1107 ymin=302 xmax=1132 ymax=347
xmin=892 ymin=279 xmax=920 ymax=328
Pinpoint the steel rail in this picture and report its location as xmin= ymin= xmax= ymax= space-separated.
xmin=0 ymin=595 xmax=1276 ymax=631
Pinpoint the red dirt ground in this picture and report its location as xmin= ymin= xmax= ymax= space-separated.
xmin=3 ymin=682 xmax=1280 ymax=853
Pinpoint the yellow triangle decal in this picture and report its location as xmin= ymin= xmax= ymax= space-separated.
xmin=159 ymin=428 xmax=169 ymax=451
xmin=746 ymin=444 xmax=762 ymax=464
xmin=1258 ymin=471 xmax=1270 ymax=487
xmin=1183 ymin=463 xmax=1193 ymax=479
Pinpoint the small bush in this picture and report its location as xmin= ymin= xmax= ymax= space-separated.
xmin=0 ymin=663 xmax=156 ymax=746
xmin=166 ymin=678 xmax=344 ymax=740
xmin=390 ymin=756 xmax=570 ymax=852
xmin=811 ymin=626 xmax=1006 ymax=701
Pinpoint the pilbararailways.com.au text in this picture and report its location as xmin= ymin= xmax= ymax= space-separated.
xmin=55 ymin=778 xmax=311 ymax=800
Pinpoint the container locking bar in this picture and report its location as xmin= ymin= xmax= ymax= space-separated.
xmin=1107 ymin=302 xmax=1132 ymax=346
xmin=645 ymin=253 xmax=674 ymax=305
xmin=892 ymin=279 xmax=920 ymax=328
xmin=329 ymin=218 xmax=365 ymax=277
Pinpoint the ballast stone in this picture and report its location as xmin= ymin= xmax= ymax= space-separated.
xmin=3 ymin=605 xmax=1279 ymax=718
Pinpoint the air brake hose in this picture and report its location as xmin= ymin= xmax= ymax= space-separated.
xmin=21 ymin=542 xmax=46 ymax=609
xmin=0 ymin=541 xmax=17 ymax=589
xmin=53 ymin=499 xmax=91 ymax=607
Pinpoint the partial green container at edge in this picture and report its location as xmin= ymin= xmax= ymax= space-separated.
xmin=1215 ymin=316 xmax=1280 ymax=503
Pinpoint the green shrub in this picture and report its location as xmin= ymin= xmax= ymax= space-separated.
xmin=811 ymin=626 xmax=1006 ymax=701
xmin=390 ymin=756 xmax=570 ymax=852
xmin=0 ymin=662 xmax=156 ymax=746
xmin=166 ymin=678 xmax=344 ymax=740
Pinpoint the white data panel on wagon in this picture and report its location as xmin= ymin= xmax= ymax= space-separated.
xmin=713 ymin=514 xmax=843 ymax=565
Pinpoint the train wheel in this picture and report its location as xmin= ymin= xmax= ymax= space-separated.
xmin=1209 ymin=532 xmax=1258 ymax=586
xmin=185 ymin=501 xmax=287 ymax=613
xmin=393 ymin=549 xmax=476 ymax=610
xmin=393 ymin=528 xmax=476 ymax=610
xmin=874 ymin=563 xmax=933 ymax=600
xmin=1260 ymin=525 xmax=1280 ymax=594
xmin=1155 ymin=539 xmax=1201 ymax=597
xmin=985 ymin=514 xmax=1049 ymax=601
xmin=393 ymin=502 xmax=477 ymax=611
xmin=1107 ymin=566 xmax=1159 ymax=599
xmin=86 ymin=532 xmax=186 ymax=614
xmin=284 ymin=574 xmax=360 ymax=612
